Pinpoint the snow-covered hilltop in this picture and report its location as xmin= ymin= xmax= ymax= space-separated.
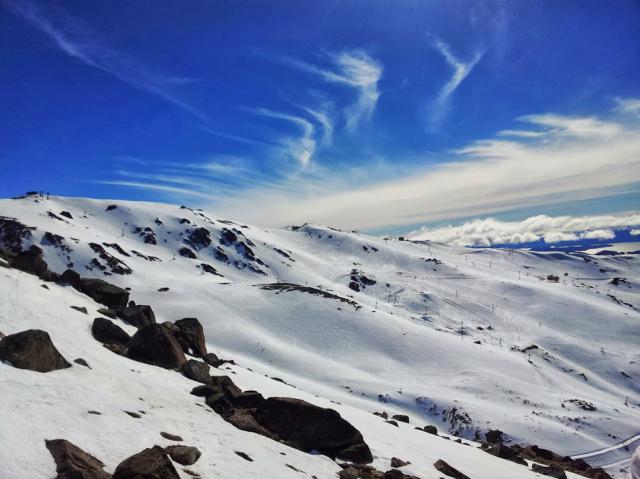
xmin=1 ymin=193 xmax=638 ymax=479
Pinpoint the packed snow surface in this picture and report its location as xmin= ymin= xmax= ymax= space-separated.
xmin=1 ymin=195 xmax=638 ymax=478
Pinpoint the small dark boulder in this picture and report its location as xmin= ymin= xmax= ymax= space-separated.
xmin=59 ymin=211 xmax=73 ymax=219
xmin=160 ymin=432 xmax=183 ymax=442
xmin=126 ymin=324 xmax=186 ymax=369
xmin=116 ymin=305 xmax=156 ymax=329
xmin=391 ymin=458 xmax=410 ymax=468
xmin=174 ymin=318 xmax=207 ymax=357
xmin=178 ymin=247 xmax=196 ymax=259
xmin=45 ymin=439 xmax=110 ymax=479
xmin=391 ymin=414 xmax=409 ymax=423
xmin=97 ymin=308 xmax=117 ymax=319
xmin=180 ymin=359 xmax=210 ymax=384
xmin=433 ymin=459 xmax=469 ymax=479
xmin=254 ymin=397 xmax=372 ymax=463
xmin=74 ymin=358 xmax=91 ymax=369
xmin=78 ymin=278 xmax=129 ymax=309
xmin=485 ymin=429 xmax=504 ymax=444
xmin=0 ymin=329 xmax=71 ymax=372
xmin=484 ymin=444 xmax=527 ymax=466
xmin=531 ymin=464 xmax=567 ymax=479
xmin=60 ymin=269 xmax=81 ymax=288
xmin=92 ymin=318 xmax=130 ymax=346
xmin=226 ymin=390 xmax=265 ymax=409
xmin=165 ymin=445 xmax=201 ymax=466
xmin=70 ymin=306 xmax=88 ymax=314
xmin=423 ymin=425 xmax=437 ymax=435
xmin=203 ymin=352 xmax=223 ymax=367
xmin=113 ymin=445 xmax=179 ymax=479
xmin=190 ymin=384 xmax=220 ymax=397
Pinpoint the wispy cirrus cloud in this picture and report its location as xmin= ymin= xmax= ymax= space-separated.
xmin=285 ymin=50 xmax=383 ymax=131
xmin=209 ymin=99 xmax=640 ymax=230
xmin=408 ymin=212 xmax=640 ymax=246
xmin=426 ymin=37 xmax=484 ymax=132
xmin=4 ymin=0 xmax=206 ymax=122
xmin=615 ymin=97 xmax=640 ymax=115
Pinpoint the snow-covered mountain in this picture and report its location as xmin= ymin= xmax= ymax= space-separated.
xmin=1 ymin=193 xmax=638 ymax=479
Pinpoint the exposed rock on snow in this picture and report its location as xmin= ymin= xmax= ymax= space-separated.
xmin=174 ymin=317 xmax=207 ymax=357
xmin=0 ymin=329 xmax=71 ymax=372
xmin=254 ymin=397 xmax=373 ymax=463
xmin=78 ymin=279 xmax=129 ymax=309
xmin=112 ymin=446 xmax=179 ymax=479
xmin=126 ymin=324 xmax=187 ymax=369
xmin=45 ymin=438 xmax=110 ymax=479
xmin=115 ymin=304 xmax=156 ymax=329
xmin=92 ymin=318 xmax=131 ymax=347
xmin=164 ymin=445 xmax=201 ymax=466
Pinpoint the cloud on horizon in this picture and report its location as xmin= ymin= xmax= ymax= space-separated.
xmin=208 ymin=99 xmax=640 ymax=230
xmin=408 ymin=212 xmax=640 ymax=246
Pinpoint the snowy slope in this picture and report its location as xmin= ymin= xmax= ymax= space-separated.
xmin=1 ymin=193 xmax=639 ymax=478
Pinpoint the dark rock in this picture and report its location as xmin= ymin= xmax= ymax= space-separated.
xmin=225 ymin=409 xmax=274 ymax=437
xmin=423 ymin=425 xmax=437 ymax=435
xmin=157 ymin=287 xmax=170 ymax=292
xmin=174 ymin=318 xmax=207 ymax=357
xmin=45 ymin=438 xmax=110 ymax=479
xmin=348 ymin=281 xmax=360 ymax=292
xmin=336 ymin=442 xmax=374 ymax=464
xmin=70 ymin=306 xmax=88 ymax=314
xmin=113 ymin=445 xmax=179 ymax=479
xmin=484 ymin=444 xmax=527 ymax=466
xmin=187 ymin=227 xmax=212 ymax=250
xmin=74 ymin=358 xmax=91 ymax=368
xmin=78 ymin=279 xmax=129 ymax=309
xmin=203 ymin=352 xmax=223 ymax=368
xmin=390 ymin=457 xmax=410 ymax=468
xmin=124 ymin=411 xmax=141 ymax=418
xmin=210 ymin=375 xmax=242 ymax=395
xmin=385 ymin=420 xmax=398 ymax=427
xmin=191 ymin=384 xmax=220 ymax=397
xmin=227 ymin=390 xmax=265 ymax=409
xmin=103 ymin=343 xmax=128 ymax=356
xmin=0 ymin=329 xmax=71 ymax=372
xmin=485 ymin=429 xmax=503 ymax=444
xmin=178 ymin=247 xmax=196 ymax=259
xmin=391 ymin=414 xmax=409 ymax=423
xmin=160 ymin=432 xmax=183 ymax=442
xmin=60 ymin=269 xmax=81 ymax=288
xmin=180 ymin=359 xmax=211 ymax=384
xmin=92 ymin=318 xmax=131 ymax=346
xmin=10 ymin=245 xmax=49 ymax=277
xmin=531 ymin=464 xmax=567 ymax=479
xmin=255 ymin=397 xmax=372 ymax=463
xmin=205 ymin=392 xmax=234 ymax=415
xmin=433 ymin=459 xmax=469 ymax=479
xmin=116 ymin=305 xmax=156 ymax=329
xmin=234 ymin=451 xmax=252 ymax=462
xmin=126 ymin=324 xmax=187 ymax=370
xmin=165 ymin=445 xmax=201 ymax=466
xmin=59 ymin=211 xmax=73 ymax=219
xmin=105 ymin=205 xmax=117 ymax=211
xmin=97 ymin=308 xmax=117 ymax=319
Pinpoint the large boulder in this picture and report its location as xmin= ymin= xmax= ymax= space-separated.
xmin=113 ymin=445 xmax=179 ymax=479
xmin=255 ymin=397 xmax=372 ymax=463
xmin=173 ymin=318 xmax=207 ymax=357
xmin=92 ymin=318 xmax=130 ymax=346
xmin=45 ymin=439 xmax=110 ymax=479
xmin=78 ymin=279 xmax=129 ymax=309
xmin=483 ymin=444 xmax=527 ymax=466
xmin=60 ymin=269 xmax=81 ymax=288
xmin=531 ymin=464 xmax=567 ymax=479
xmin=116 ymin=305 xmax=156 ymax=329
xmin=126 ymin=324 xmax=186 ymax=369
xmin=0 ymin=329 xmax=71 ymax=372
xmin=180 ymin=359 xmax=210 ymax=383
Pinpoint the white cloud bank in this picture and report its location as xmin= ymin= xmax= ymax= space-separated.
xmin=212 ymin=101 xmax=640 ymax=231
xmin=408 ymin=213 xmax=640 ymax=247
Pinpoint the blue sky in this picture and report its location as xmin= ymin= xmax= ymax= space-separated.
xmin=2 ymin=0 xmax=640 ymax=237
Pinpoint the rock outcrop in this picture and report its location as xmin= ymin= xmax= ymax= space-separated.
xmin=0 ymin=329 xmax=71 ymax=372
xmin=45 ymin=439 xmax=111 ymax=479
xmin=113 ymin=446 xmax=179 ymax=479
xmin=126 ymin=324 xmax=186 ymax=369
